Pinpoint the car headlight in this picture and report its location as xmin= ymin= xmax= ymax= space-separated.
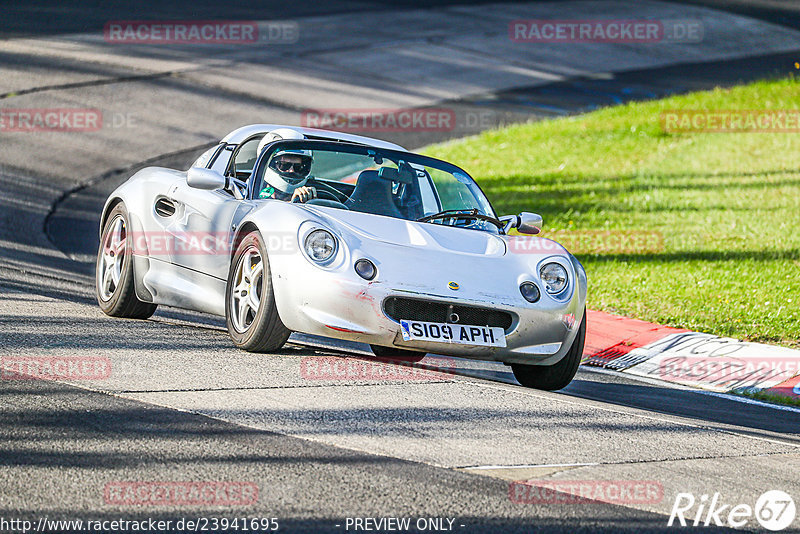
xmin=304 ymin=229 xmax=337 ymax=264
xmin=540 ymin=262 xmax=568 ymax=295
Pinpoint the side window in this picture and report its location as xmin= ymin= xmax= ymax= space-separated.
xmin=230 ymin=136 xmax=264 ymax=180
xmin=190 ymin=144 xmax=221 ymax=169
xmin=209 ymin=145 xmax=233 ymax=174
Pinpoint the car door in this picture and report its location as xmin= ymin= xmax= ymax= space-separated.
xmin=164 ymin=135 xmax=265 ymax=279
xmin=160 ymin=178 xmax=253 ymax=281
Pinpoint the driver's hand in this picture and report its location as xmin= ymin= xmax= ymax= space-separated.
xmin=291 ymin=186 xmax=317 ymax=203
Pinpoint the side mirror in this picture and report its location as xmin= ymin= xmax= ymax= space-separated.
xmin=500 ymin=212 xmax=543 ymax=235
xmin=187 ymin=167 xmax=226 ymax=190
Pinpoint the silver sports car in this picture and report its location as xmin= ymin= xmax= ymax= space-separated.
xmin=96 ymin=124 xmax=587 ymax=390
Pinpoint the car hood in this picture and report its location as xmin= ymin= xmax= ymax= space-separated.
xmin=301 ymin=205 xmax=508 ymax=257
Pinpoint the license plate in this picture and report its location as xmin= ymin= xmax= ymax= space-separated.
xmin=400 ymin=320 xmax=506 ymax=348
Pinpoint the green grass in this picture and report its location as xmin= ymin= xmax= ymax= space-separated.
xmin=424 ymin=77 xmax=800 ymax=347
xmin=739 ymin=390 xmax=800 ymax=408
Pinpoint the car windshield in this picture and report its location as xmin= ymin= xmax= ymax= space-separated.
xmin=252 ymin=140 xmax=500 ymax=233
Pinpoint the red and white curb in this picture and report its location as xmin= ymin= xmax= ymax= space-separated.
xmin=583 ymin=310 xmax=800 ymax=401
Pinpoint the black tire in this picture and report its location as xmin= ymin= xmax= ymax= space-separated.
xmin=512 ymin=309 xmax=586 ymax=391
xmin=370 ymin=344 xmax=427 ymax=363
xmin=225 ymin=231 xmax=290 ymax=352
xmin=95 ymin=203 xmax=157 ymax=319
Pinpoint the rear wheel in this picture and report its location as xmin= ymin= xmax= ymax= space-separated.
xmin=512 ymin=309 xmax=586 ymax=391
xmin=225 ymin=231 xmax=291 ymax=352
xmin=370 ymin=344 xmax=427 ymax=363
xmin=95 ymin=203 xmax=157 ymax=319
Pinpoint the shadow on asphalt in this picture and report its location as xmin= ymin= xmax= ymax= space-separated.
xmin=0 ymin=379 xmax=684 ymax=533
xmin=565 ymin=376 xmax=800 ymax=437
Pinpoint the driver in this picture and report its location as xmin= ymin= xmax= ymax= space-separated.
xmin=257 ymin=128 xmax=317 ymax=203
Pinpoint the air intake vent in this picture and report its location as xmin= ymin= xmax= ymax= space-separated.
xmin=154 ymin=198 xmax=176 ymax=218
xmin=383 ymin=297 xmax=514 ymax=332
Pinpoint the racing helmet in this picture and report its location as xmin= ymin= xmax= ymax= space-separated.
xmin=259 ymin=128 xmax=313 ymax=194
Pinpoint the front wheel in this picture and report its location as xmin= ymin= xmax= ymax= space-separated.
xmin=225 ymin=231 xmax=291 ymax=352
xmin=512 ymin=309 xmax=586 ymax=391
xmin=95 ymin=203 xmax=157 ymax=319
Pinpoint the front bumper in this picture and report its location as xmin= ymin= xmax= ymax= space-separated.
xmin=270 ymin=242 xmax=586 ymax=366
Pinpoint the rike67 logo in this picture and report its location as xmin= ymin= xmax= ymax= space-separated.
xmin=668 ymin=490 xmax=796 ymax=531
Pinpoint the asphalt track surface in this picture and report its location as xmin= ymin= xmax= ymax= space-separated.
xmin=2 ymin=1 xmax=800 ymax=533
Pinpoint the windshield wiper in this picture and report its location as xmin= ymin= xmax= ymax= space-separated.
xmin=417 ymin=209 xmax=504 ymax=230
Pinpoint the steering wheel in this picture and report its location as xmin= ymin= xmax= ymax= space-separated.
xmin=313 ymin=181 xmax=350 ymax=204
xmin=290 ymin=188 xmax=341 ymax=204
